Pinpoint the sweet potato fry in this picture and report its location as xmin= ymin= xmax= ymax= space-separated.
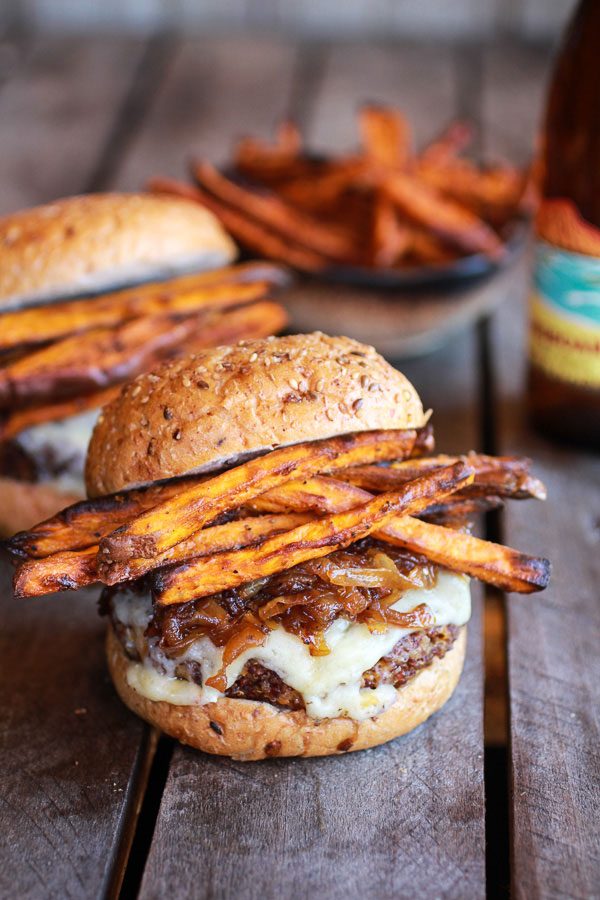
xmin=381 ymin=171 xmax=505 ymax=259
xmin=250 ymin=476 xmax=371 ymax=515
xmin=13 ymin=546 xmax=99 ymax=597
xmin=14 ymin=512 xmax=311 ymax=596
xmin=416 ymin=159 xmax=527 ymax=227
xmin=359 ymin=105 xmax=411 ymax=168
xmin=274 ymin=162 xmax=365 ymax=213
xmin=192 ymin=161 xmax=356 ymax=263
xmin=0 ymin=315 xmax=202 ymax=407
xmin=98 ymin=511 xmax=312 ymax=586
xmin=343 ymin=454 xmax=547 ymax=500
xmin=153 ymin=462 xmax=474 ymax=605
xmin=251 ymin=474 xmax=502 ymax=522
xmin=181 ymin=301 xmax=288 ymax=353
xmin=150 ymin=177 xmax=330 ymax=273
xmin=99 ymin=430 xmax=420 ymax=564
xmin=420 ymin=496 xmax=503 ymax=523
xmin=420 ymin=120 xmax=474 ymax=164
xmin=371 ymin=194 xmax=411 ymax=267
xmin=244 ymin=472 xmax=550 ymax=593
xmin=379 ymin=516 xmax=550 ymax=593
xmin=234 ymin=121 xmax=303 ymax=179
xmin=0 ymin=385 xmax=120 ymax=442
xmin=0 ymin=264 xmax=289 ymax=351
xmin=5 ymin=477 xmax=197 ymax=559
xmin=406 ymin=226 xmax=456 ymax=265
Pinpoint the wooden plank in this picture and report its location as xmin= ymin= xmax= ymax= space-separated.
xmin=483 ymin=44 xmax=600 ymax=898
xmin=306 ymin=40 xmax=456 ymax=153
xmin=0 ymin=571 xmax=153 ymax=898
xmin=0 ymin=35 xmax=159 ymax=899
xmin=138 ymin=39 xmax=485 ymax=899
xmin=0 ymin=35 xmax=147 ymax=214
xmin=113 ymin=34 xmax=299 ymax=189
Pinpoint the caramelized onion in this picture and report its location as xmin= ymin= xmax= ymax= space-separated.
xmin=152 ymin=538 xmax=440 ymax=665
xmin=205 ymin=613 xmax=268 ymax=691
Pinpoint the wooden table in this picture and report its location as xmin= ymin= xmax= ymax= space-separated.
xmin=1 ymin=33 xmax=599 ymax=900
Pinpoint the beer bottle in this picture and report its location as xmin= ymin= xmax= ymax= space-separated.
xmin=527 ymin=0 xmax=600 ymax=449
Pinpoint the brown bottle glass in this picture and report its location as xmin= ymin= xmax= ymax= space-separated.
xmin=527 ymin=0 xmax=600 ymax=450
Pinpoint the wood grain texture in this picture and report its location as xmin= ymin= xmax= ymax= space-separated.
xmin=493 ymin=267 xmax=600 ymax=899
xmin=484 ymin=45 xmax=600 ymax=898
xmin=138 ymin=38 xmax=485 ymax=900
xmin=0 ymin=564 xmax=151 ymax=898
xmin=0 ymin=35 xmax=158 ymax=899
xmin=113 ymin=35 xmax=298 ymax=189
xmin=306 ymin=40 xmax=456 ymax=154
xmin=0 ymin=36 xmax=146 ymax=214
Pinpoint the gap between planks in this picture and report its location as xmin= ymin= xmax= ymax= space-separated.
xmin=458 ymin=42 xmax=512 ymax=898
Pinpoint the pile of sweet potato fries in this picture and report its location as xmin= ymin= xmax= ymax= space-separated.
xmin=6 ymin=427 xmax=550 ymax=609
xmin=0 ymin=262 xmax=288 ymax=442
xmin=150 ymin=106 xmax=530 ymax=272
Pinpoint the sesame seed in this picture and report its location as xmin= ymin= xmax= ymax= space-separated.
xmin=163 ymin=407 xmax=173 ymax=420
xmin=289 ymin=379 xmax=299 ymax=390
xmin=182 ymin=376 xmax=191 ymax=388
xmin=353 ymin=398 xmax=363 ymax=412
xmin=249 ymin=352 xmax=258 ymax=362
xmin=173 ymin=429 xmax=182 ymax=440
xmin=131 ymin=385 xmax=141 ymax=397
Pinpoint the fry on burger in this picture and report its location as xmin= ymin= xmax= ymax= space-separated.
xmin=5 ymin=333 xmax=550 ymax=759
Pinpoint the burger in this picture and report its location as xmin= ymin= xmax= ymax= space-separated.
xmin=0 ymin=192 xmax=288 ymax=535
xmin=6 ymin=332 xmax=550 ymax=760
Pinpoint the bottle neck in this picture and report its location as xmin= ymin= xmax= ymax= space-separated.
xmin=543 ymin=0 xmax=600 ymax=227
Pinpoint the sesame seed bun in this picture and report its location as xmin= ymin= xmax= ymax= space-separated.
xmin=0 ymin=193 xmax=237 ymax=310
xmin=85 ymin=332 xmax=429 ymax=496
xmin=106 ymin=624 xmax=466 ymax=760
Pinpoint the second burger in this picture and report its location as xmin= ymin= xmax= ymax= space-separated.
xmin=0 ymin=192 xmax=288 ymax=533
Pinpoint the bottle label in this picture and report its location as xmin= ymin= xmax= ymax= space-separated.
xmin=530 ymin=241 xmax=600 ymax=388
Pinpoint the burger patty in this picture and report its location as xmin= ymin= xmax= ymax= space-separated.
xmin=361 ymin=624 xmax=459 ymax=689
xmin=112 ymin=617 xmax=459 ymax=711
xmin=225 ymin=661 xmax=305 ymax=710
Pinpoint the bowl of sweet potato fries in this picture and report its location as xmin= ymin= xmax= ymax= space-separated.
xmin=151 ymin=104 xmax=531 ymax=289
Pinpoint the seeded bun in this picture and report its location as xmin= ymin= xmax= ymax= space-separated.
xmin=0 ymin=193 xmax=236 ymax=310
xmin=86 ymin=332 xmax=428 ymax=496
xmin=107 ymin=624 xmax=466 ymax=760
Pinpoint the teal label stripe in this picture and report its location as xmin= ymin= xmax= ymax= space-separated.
xmin=535 ymin=241 xmax=600 ymax=325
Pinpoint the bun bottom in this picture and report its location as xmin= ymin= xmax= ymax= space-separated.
xmin=107 ymin=624 xmax=467 ymax=760
xmin=0 ymin=477 xmax=82 ymax=537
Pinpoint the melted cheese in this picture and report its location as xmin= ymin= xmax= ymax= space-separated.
xmin=116 ymin=570 xmax=471 ymax=721
xmin=16 ymin=408 xmax=99 ymax=494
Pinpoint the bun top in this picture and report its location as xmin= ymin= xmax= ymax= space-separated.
xmin=86 ymin=333 xmax=428 ymax=496
xmin=0 ymin=193 xmax=237 ymax=309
